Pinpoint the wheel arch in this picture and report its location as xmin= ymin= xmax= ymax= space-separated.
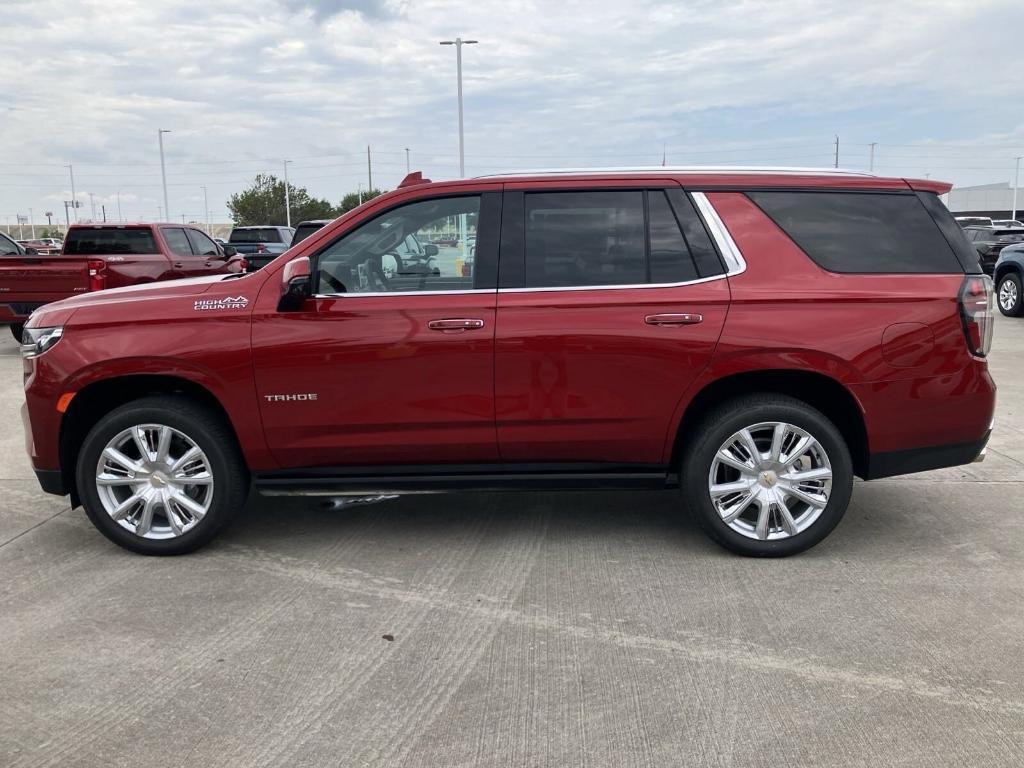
xmin=994 ymin=258 xmax=1022 ymax=283
xmin=59 ymin=374 xmax=246 ymax=507
xmin=669 ymin=369 xmax=870 ymax=480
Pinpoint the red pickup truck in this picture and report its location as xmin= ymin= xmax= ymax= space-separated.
xmin=0 ymin=223 xmax=244 ymax=340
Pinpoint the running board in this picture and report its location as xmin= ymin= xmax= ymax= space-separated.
xmin=254 ymin=463 xmax=677 ymax=496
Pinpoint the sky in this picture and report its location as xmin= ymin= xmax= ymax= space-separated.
xmin=2 ymin=0 xmax=1024 ymax=227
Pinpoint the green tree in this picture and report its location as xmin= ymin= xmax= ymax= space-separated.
xmin=228 ymin=174 xmax=337 ymax=226
xmin=337 ymin=188 xmax=385 ymax=215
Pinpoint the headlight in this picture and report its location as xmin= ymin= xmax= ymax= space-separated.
xmin=20 ymin=326 xmax=64 ymax=359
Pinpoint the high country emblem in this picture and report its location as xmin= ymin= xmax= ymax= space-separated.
xmin=194 ymin=296 xmax=249 ymax=311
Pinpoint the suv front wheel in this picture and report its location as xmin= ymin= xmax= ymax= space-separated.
xmin=76 ymin=396 xmax=249 ymax=555
xmin=682 ymin=394 xmax=853 ymax=557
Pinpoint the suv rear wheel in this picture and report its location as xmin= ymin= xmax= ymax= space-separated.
xmin=682 ymin=394 xmax=853 ymax=557
xmin=76 ymin=396 xmax=248 ymax=555
xmin=997 ymin=272 xmax=1023 ymax=316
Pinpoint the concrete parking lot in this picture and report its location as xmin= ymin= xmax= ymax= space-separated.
xmin=1 ymin=317 xmax=1023 ymax=768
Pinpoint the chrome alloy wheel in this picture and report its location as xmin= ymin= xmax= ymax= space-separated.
xmin=95 ymin=424 xmax=214 ymax=539
xmin=999 ymin=278 xmax=1019 ymax=312
xmin=708 ymin=421 xmax=832 ymax=541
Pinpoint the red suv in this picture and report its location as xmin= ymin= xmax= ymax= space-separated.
xmin=21 ymin=168 xmax=996 ymax=557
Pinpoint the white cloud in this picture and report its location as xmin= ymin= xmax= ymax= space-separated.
xmin=0 ymin=0 xmax=1022 ymax=222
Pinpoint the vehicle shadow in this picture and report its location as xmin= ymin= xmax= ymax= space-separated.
xmin=206 ymin=481 xmax=925 ymax=561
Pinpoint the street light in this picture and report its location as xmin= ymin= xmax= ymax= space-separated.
xmin=157 ymin=129 xmax=171 ymax=221
xmin=1013 ymin=156 xmax=1022 ymax=223
xmin=201 ymin=185 xmax=210 ymax=234
xmin=283 ymin=160 xmax=293 ymax=228
xmin=439 ymin=37 xmax=478 ymax=177
xmin=64 ymin=164 xmax=77 ymax=222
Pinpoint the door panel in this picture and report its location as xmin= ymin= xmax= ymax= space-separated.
xmin=252 ymin=292 xmax=498 ymax=468
xmin=161 ymin=227 xmax=205 ymax=277
xmin=494 ymin=280 xmax=729 ymax=463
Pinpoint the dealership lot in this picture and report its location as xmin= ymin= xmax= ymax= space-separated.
xmin=1 ymin=317 xmax=1022 ymax=766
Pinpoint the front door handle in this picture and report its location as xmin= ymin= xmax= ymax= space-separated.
xmin=427 ymin=318 xmax=485 ymax=333
xmin=645 ymin=313 xmax=703 ymax=326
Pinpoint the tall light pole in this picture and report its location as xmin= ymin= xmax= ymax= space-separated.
xmin=65 ymin=164 xmax=77 ymax=222
xmin=29 ymin=208 xmax=35 ymax=238
xmin=869 ymin=142 xmax=877 ymax=172
xmin=88 ymin=192 xmax=96 ymax=222
xmin=201 ymin=185 xmax=210 ymax=234
xmin=1013 ymin=156 xmax=1022 ymax=222
xmin=116 ymin=189 xmax=123 ymax=221
xmin=405 ymin=147 xmax=411 ymax=174
xmin=439 ymin=37 xmax=478 ymax=177
xmin=157 ymin=128 xmax=171 ymax=221
xmin=283 ymin=160 xmax=293 ymax=228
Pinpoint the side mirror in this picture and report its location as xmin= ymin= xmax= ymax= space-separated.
xmin=278 ymin=256 xmax=312 ymax=312
xmin=423 ymin=244 xmax=439 ymax=257
xmin=222 ymin=245 xmax=237 ymax=257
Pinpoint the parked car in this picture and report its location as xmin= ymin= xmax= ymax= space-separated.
xmin=19 ymin=239 xmax=61 ymax=255
xmin=991 ymin=219 xmax=1024 ymax=228
xmin=994 ymin=243 xmax=1024 ymax=316
xmin=962 ymin=226 xmax=1024 ymax=274
xmin=21 ymin=168 xmax=995 ymax=557
xmin=955 ymin=216 xmax=993 ymax=227
xmin=227 ymin=226 xmax=295 ymax=271
xmin=291 ymin=220 xmax=333 ymax=247
xmin=1 ymin=223 xmax=244 ymax=341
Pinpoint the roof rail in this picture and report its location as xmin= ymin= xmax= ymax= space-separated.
xmin=475 ymin=165 xmax=876 ymax=178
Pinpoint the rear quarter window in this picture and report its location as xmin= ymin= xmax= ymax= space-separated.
xmin=748 ymin=191 xmax=963 ymax=274
xmin=64 ymin=228 xmax=158 ymax=255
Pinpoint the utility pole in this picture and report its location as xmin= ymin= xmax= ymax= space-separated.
xmin=283 ymin=160 xmax=292 ymax=227
xmin=158 ymin=128 xmax=171 ymax=221
xmin=201 ymin=185 xmax=210 ymax=234
xmin=89 ymin=192 xmax=96 ymax=221
xmin=116 ymin=190 xmax=123 ymax=222
xmin=1013 ymin=156 xmax=1022 ymax=222
xmin=834 ymin=135 xmax=840 ymax=169
xmin=29 ymin=208 xmax=35 ymax=238
xmin=65 ymin=164 xmax=78 ymax=222
xmin=440 ymin=37 xmax=478 ymax=177
xmin=358 ymin=182 xmax=363 ymax=205
xmin=102 ymin=205 xmax=107 ymax=223
xmin=405 ymin=147 xmax=411 ymax=174
xmin=366 ymin=146 xmax=373 ymax=192
xmin=63 ymin=201 xmax=71 ymax=230
xmin=869 ymin=142 xmax=877 ymax=172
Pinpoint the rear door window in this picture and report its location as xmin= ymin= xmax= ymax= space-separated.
xmin=520 ymin=190 xmax=716 ymax=289
xmin=64 ymin=227 xmax=158 ymax=255
xmin=748 ymin=191 xmax=963 ymax=273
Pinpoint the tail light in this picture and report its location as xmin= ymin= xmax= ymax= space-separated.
xmin=87 ymin=259 xmax=107 ymax=292
xmin=959 ymin=275 xmax=994 ymax=357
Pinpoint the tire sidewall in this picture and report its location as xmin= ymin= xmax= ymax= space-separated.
xmin=684 ymin=398 xmax=854 ymax=557
xmin=76 ymin=399 xmax=245 ymax=555
xmin=997 ymin=272 xmax=1023 ymax=317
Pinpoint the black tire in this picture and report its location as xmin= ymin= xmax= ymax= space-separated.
xmin=10 ymin=323 xmax=24 ymax=343
xmin=997 ymin=272 xmax=1023 ymax=317
xmin=681 ymin=394 xmax=853 ymax=557
xmin=76 ymin=396 xmax=249 ymax=555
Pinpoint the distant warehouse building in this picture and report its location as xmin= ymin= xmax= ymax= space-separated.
xmin=946 ymin=182 xmax=1022 ymax=219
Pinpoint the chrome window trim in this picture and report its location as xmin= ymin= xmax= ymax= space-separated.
xmin=312 ymin=195 xmax=748 ymax=297
xmin=313 ymin=288 xmax=495 ymax=298
xmin=690 ymin=192 xmax=747 ymax=276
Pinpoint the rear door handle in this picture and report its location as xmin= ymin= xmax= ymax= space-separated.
xmin=427 ymin=318 xmax=485 ymax=333
xmin=645 ymin=313 xmax=703 ymax=326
